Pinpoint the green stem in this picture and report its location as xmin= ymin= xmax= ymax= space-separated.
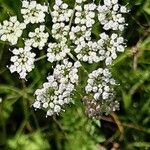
xmin=68 ymin=52 xmax=89 ymax=74
xmin=68 ymin=2 xmax=77 ymax=32
xmin=16 ymin=80 xmax=29 ymax=137
xmin=35 ymin=54 xmax=47 ymax=62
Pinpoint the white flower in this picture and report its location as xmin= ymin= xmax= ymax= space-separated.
xmin=47 ymin=41 xmax=70 ymax=62
xmin=73 ymin=31 xmax=124 ymax=65
xmin=85 ymin=68 xmax=116 ymax=101
xmin=33 ymin=101 xmax=41 ymax=109
xmin=76 ymin=0 xmax=83 ymax=3
xmin=97 ymin=32 xmax=125 ymax=65
xmin=25 ymin=25 xmax=49 ymax=50
xmin=53 ymin=59 xmax=80 ymax=84
xmin=120 ymin=6 xmax=128 ymax=13
xmin=102 ymin=91 xmax=109 ymax=99
xmin=2 ymin=0 xmax=127 ymax=117
xmin=9 ymin=46 xmax=35 ymax=79
xmin=33 ymin=66 xmax=77 ymax=116
xmin=51 ymin=1 xmax=73 ymax=40
xmin=54 ymin=105 xmax=61 ymax=113
xmin=97 ymin=0 xmax=128 ymax=31
xmin=55 ymin=0 xmax=63 ymax=6
xmin=94 ymin=93 xmax=100 ymax=100
xmin=112 ymin=0 xmax=118 ymax=4
xmin=0 ymin=16 xmax=26 ymax=45
xmin=21 ymin=0 xmax=48 ymax=24
xmin=69 ymin=3 xmax=96 ymax=44
xmin=33 ymin=59 xmax=80 ymax=117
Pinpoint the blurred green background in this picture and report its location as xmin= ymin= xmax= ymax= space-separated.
xmin=0 ymin=0 xmax=150 ymax=149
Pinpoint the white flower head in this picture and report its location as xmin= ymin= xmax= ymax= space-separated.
xmin=53 ymin=59 xmax=80 ymax=84
xmin=51 ymin=1 xmax=73 ymax=40
xmin=33 ymin=75 xmax=74 ymax=116
xmin=21 ymin=0 xmax=48 ymax=24
xmin=9 ymin=46 xmax=36 ymax=79
xmin=97 ymin=32 xmax=125 ymax=65
xmin=85 ymin=68 xmax=116 ymax=101
xmin=0 ymin=16 xmax=26 ymax=45
xmin=25 ymin=25 xmax=49 ymax=50
xmin=47 ymin=41 xmax=70 ymax=63
xmin=69 ymin=3 xmax=96 ymax=44
xmin=33 ymin=59 xmax=81 ymax=117
xmin=97 ymin=0 xmax=128 ymax=31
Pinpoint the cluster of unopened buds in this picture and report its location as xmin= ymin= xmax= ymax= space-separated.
xmin=0 ymin=0 xmax=128 ymax=118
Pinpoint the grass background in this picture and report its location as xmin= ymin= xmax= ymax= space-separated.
xmin=0 ymin=0 xmax=150 ymax=149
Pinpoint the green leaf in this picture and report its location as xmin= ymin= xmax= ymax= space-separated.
xmin=143 ymin=0 xmax=150 ymax=15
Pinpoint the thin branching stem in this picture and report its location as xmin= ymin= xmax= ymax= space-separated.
xmin=35 ymin=54 xmax=47 ymax=62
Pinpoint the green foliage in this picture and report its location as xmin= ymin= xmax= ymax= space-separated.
xmin=0 ymin=0 xmax=150 ymax=149
xmin=7 ymin=131 xmax=50 ymax=150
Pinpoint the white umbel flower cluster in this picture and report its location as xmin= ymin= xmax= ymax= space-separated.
xmin=53 ymin=59 xmax=81 ymax=84
xmin=51 ymin=0 xmax=73 ymax=40
xmin=4 ymin=1 xmax=49 ymax=79
xmin=97 ymin=32 xmax=125 ymax=65
xmin=33 ymin=59 xmax=81 ymax=116
xmin=21 ymin=0 xmax=48 ymax=24
xmin=0 ymin=16 xmax=26 ymax=45
xmin=0 ymin=0 xmax=128 ymax=117
xmin=52 ymin=0 xmax=73 ymax=24
xmin=9 ymin=46 xmax=36 ymax=79
xmin=69 ymin=2 xmax=96 ymax=44
xmin=47 ymin=0 xmax=73 ymax=62
xmin=47 ymin=41 xmax=70 ymax=63
xmin=85 ymin=68 xmax=116 ymax=101
xmin=73 ymin=32 xmax=125 ymax=65
xmin=25 ymin=25 xmax=49 ymax=50
xmin=70 ymin=0 xmax=127 ymax=65
xmin=74 ymin=41 xmax=100 ymax=63
xmin=97 ymin=0 xmax=128 ymax=31
xmin=69 ymin=1 xmax=98 ymax=64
